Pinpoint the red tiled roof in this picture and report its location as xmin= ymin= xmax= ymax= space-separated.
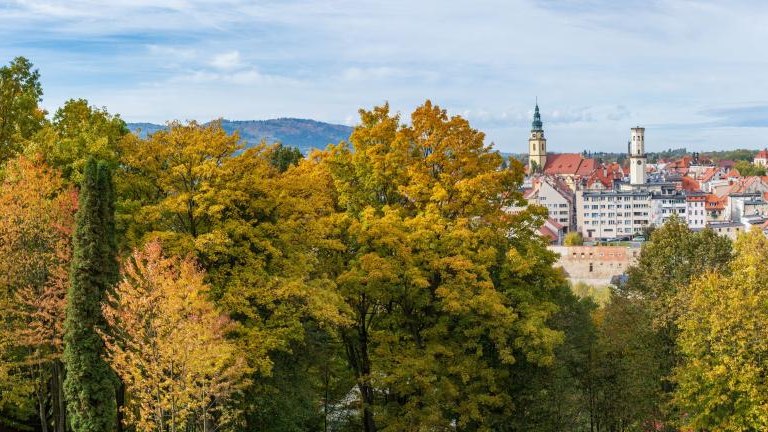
xmin=681 ymin=176 xmax=701 ymax=192
xmin=543 ymin=153 xmax=581 ymax=175
xmin=701 ymin=167 xmax=719 ymax=183
xmin=543 ymin=153 xmax=596 ymax=176
xmin=576 ymin=158 xmax=598 ymax=176
xmin=705 ymin=194 xmax=725 ymax=210
xmin=756 ymin=149 xmax=768 ymax=159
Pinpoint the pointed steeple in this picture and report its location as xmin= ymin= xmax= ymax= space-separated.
xmin=531 ymin=103 xmax=543 ymax=131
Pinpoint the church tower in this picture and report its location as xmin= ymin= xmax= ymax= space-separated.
xmin=629 ymin=126 xmax=646 ymax=185
xmin=529 ymin=104 xmax=547 ymax=172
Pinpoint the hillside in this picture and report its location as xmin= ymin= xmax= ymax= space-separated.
xmin=128 ymin=118 xmax=353 ymax=153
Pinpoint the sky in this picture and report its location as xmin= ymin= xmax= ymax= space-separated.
xmin=1 ymin=0 xmax=768 ymax=154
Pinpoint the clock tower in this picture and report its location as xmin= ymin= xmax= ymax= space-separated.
xmin=629 ymin=126 xmax=647 ymax=185
xmin=528 ymin=104 xmax=547 ymax=172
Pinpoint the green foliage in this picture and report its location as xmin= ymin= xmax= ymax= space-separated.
xmin=704 ymin=148 xmax=758 ymax=162
xmin=502 ymin=286 xmax=597 ymax=431
xmin=674 ymin=229 xmax=768 ymax=431
xmin=63 ymin=159 xmax=118 ymax=432
xmin=626 ymin=215 xmax=732 ymax=329
xmin=0 ymin=56 xmax=45 ymax=161
xmin=733 ymin=159 xmax=766 ymax=176
xmin=27 ymin=99 xmax=128 ymax=183
xmin=563 ymin=231 xmax=584 ymax=246
xmin=589 ymin=292 xmax=666 ymax=431
xmin=570 ymin=281 xmax=610 ymax=306
xmin=267 ymin=143 xmax=304 ymax=172
xmin=617 ymin=215 xmax=733 ymax=426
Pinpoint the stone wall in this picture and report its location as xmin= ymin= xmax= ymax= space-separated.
xmin=548 ymin=245 xmax=640 ymax=286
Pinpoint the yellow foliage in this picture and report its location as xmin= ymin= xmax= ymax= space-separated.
xmin=103 ymin=241 xmax=250 ymax=432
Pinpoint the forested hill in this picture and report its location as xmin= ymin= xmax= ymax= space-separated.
xmin=128 ymin=118 xmax=354 ymax=153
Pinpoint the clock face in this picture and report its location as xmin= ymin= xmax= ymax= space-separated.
xmin=637 ymin=160 xmax=642 ymax=165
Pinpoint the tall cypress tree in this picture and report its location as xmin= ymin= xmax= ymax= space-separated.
xmin=63 ymin=159 xmax=118 ymax=432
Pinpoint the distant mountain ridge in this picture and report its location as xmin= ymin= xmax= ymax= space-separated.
xmin=127 ymin=118 xmax=354 ymax=153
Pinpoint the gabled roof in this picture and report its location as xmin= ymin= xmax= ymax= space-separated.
xmin=756 ymin=149 xmax=768 ymax=159
xmin=543 ymin=153 xmax=582 ymax=175
xmin=700 ymin=167 xmax=720 ymax=183
xmin=705 ymin=193 xmax=725 ymax=210
xmin=543 ymin=153 xmax=596 ymax=176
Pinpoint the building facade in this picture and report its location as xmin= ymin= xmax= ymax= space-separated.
xmin=526 ymin=177 xmax=575 ymax=232
xmin=577 ymin=190 xmax=651 ymax=239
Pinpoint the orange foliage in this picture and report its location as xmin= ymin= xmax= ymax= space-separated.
xmin=103 ymin=241 xmax=249 ymax=432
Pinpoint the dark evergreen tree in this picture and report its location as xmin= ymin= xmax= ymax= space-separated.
xmin=63 ymin=159 xmax=118 ymax=432
xmin=268 ymin=143 xmax=304 ymax=172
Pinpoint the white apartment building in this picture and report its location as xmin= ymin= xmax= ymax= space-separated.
xmin=685 ymin=193 xmax=707 ymax=229
xmin=650 ymin=193 xmax=686 ymax=226
xmin=577 ymin=190 xmax=651 ymax=239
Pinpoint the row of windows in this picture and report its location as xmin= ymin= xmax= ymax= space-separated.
xmin=538 ymin=200 xmax=568 ymax=209
xmin=585 ymin=219 xmax=648 ymax=226
xmin=583 ymin=196 xmax=645 ymax=202
xmin=587 ymin=212 xmax=649 ymax=218
xmin=584 ymin=204 xmax=650 ymax=210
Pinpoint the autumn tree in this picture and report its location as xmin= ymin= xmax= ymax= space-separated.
xmin=102 ymin=241 xmax=248 ymax=432
xmin=619 ymin=215 xmax=732 ymax=425
xmin=626 ymin=215 xmax=732 ymax=329
xmin=27 ymin=98 xmax=128 ymax=183
xmin=673 ymin=229 xmax=768 ymax=431
xmin=63 ymin=159 xmax=119 ymax=432
xmin=0 ymin=156 xmax=76 ymax=432
xmin=116 ymin=121 xmax=348 ymax=430
xmin=324 ymin=101 xmax=565 ymax=431
xmin=563 ymin=231 xmax=583 ymax=246
xmin=0 ymin=56 xmax=46 ymax=160
xmin=734 ymin=159 xmax=766 ymax=177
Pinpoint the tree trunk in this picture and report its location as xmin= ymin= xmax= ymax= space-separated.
xmin=52 ymin=361 xmax=66 ymax=432
xmin=37 ymin=376 xmax=49 ymax=432
xmin=116 ymin=378 xmax=126 ymax=432
xmin=358 ymin=314 xmax=375 ymax=432
xmin=342 ymin=297 xmax=377 ymax=432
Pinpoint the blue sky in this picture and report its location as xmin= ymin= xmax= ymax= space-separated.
xmin=1 ymin=0 xmax=768 ymax=153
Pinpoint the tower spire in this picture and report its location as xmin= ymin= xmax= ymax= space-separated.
xmin=531 ymin=102 xmax=543 ymax=131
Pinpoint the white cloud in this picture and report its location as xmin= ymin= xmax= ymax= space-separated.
xmin=209 ymin=51 xmax=241 ymax=70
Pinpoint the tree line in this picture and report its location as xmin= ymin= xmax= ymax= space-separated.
xmin=0 ymin=56 xmax=766 ymax=432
